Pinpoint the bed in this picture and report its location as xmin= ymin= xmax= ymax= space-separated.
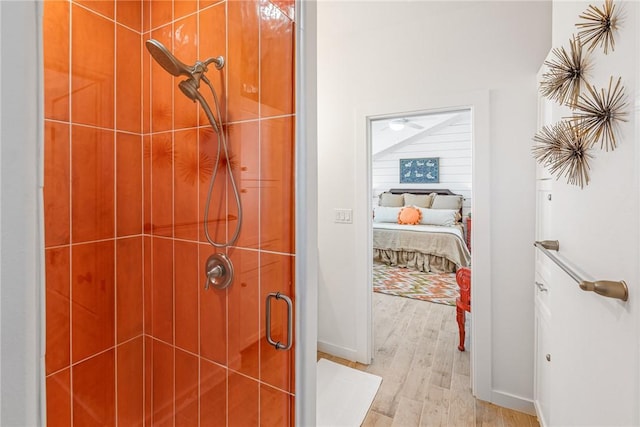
xmin=373 ymin=188 xmax=471 ymax=273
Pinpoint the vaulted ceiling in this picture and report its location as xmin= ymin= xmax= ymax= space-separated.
xmin=371 ymin=110 xmax=468 ymax=159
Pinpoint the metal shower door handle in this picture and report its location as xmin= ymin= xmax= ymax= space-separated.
xmin=265 ymin=292 xmax=293 ymax=351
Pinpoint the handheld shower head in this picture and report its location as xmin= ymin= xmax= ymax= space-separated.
xmin=145 ymin=39 xmax=193 ymax=77
xmin=178 ymin=78 xmax=199 ymax=101
xmin=179 ymin=78 xmax=220 ymax=134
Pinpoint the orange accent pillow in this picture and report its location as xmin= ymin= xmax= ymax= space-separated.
xmin=398 ymin=206 xmax=422 ymax=225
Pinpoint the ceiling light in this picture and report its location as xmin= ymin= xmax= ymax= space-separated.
xmin=389 ymin=119 xmax=406 ymax=131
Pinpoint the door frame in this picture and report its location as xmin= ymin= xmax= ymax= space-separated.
xmin=295 ymin=0 xmax=318 ymax=425
xmin=353 ymin=91 xmax=492 ymax=400
xmin=0 ymin=1 xmax=45 ymax=425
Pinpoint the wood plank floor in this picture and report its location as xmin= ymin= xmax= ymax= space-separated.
xmin=318 ymin=292 xmax=540 ymax=427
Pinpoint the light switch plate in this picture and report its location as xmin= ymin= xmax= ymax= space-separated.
xmin=334 ymin=208 xmax=353 ymax=224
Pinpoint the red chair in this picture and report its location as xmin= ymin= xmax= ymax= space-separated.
xmin=456 ymin=267 xmax=471 ymax=351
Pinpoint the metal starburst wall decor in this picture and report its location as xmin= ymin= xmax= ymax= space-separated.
xmin=532 ymin=121 xmax=594 ymax=188
xmin=532 ymin=123 xmax=564 ymax=167
xmin=540 ymin=36 xmax=589 ymax=108
xmin=569 ymin=76 xmax=628 ymax=151
xmin=576 ymin=0 xmax=619 ymax=54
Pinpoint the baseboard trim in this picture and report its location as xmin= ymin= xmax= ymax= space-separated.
xmin=317 ymin=340 xmax=359 ymax=362
xmin=491 ymin=390 xmax=536 ymax=416
xmin=533 ymin=400 xmax=548 ymax=427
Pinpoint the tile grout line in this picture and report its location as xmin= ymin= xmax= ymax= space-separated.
xmin=146 ymin=0 xmax=225 ymax=35
xmin=146 ymin=334 xmax=296 ymax=398
xmin=139 ymin=4 xmax=147 ymax=422
xmin=148 ymin=3 xmax=155 ymax=421
xmin=150 ymin=237 xmax=155 ymax=426
xmin=141 ymin=247 xmax=146 ymax=426
xmin=196 ymin=6 xmax=202 ymax=427
xmin=113 ymin=2 xmax=119 ymax=423
xmin=224 ymin=4 xmax=230 ymax=426
xmin=68 ymin=2 xmax=74 ymax=424
xmin=70 ymin=1 xmax=140 ymax=34
xmin=143 ymin=3 xmax=149 ymax=425
xmin=257 ymin=0 xmax=263 ymax=420
xmin=170 ymin=6 xmax=176 ymax=425
xmin=145 ymin=233 xmax=296 ymax=257
xmin=147 ymin=1 xmax=154 ymax=420
xmin=224 ymin=5 xmax=229 ymax=426
xmin=49 ymin=113 xmax=298 ymax=138
xmin=44 ymin=334 xmax=145 ymax=379
xmin=44 ymin=118 xmax=251 ymax=136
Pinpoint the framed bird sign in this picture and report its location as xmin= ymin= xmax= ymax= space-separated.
xmin=399 ymin=158 xmax=439 ymax=184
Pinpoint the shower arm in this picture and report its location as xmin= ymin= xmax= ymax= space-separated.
xmin=191 ymin=56 xmax=225 ymax=78
xmin=186 ymin=56 xmax=224 ymax=99
xmin=204 ymin=56 xmax=225 ymax=70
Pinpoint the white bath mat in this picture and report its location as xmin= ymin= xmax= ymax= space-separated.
xmin=316 ymin=358 xmax=382 ymax=426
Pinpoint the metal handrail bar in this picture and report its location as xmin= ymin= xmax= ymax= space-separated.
xmin=534 ymin=240 xmax=628 ymax=302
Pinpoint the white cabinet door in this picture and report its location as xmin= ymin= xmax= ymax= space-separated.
xmin=534 ymin=180 xmax=552 ymax=426
xmin=547 ymin=257 xmax=635 ymax=426
xmin=534 ymin=296 xmax=551 ymax=427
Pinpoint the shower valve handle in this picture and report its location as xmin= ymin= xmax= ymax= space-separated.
xmin=203 ymin=254 xmax=233 ymax=290
xmin=205 ymin=265 xmax=223 ymax=286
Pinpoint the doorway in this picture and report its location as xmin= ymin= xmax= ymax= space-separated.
xmin=370 ymin=109 xmax=472 ymax=323
xmin=349 ymin=93 xmax=492 ymax=401
xmin=366 ymin=107 xmax=473 ymax=354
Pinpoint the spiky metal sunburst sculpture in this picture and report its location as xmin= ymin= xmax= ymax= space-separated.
xmin=532 ymin=123 xmax=564 ymax=167
xmin=576 ymin=0 xmax=619 ymax=54
xmin=533 ymin=121 xmax=594 ymax=188
xmin=551 ymin=123 xmax=594 ymax=188
xmin=569 ymin=76 xmax=627 ymax=151
xmin=540 ymin=36 xmax=589 ymax=108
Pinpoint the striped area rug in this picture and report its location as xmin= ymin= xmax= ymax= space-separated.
xmin=373 ymin=262 xmax=459 ymax=306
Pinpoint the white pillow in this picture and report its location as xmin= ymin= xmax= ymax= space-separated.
xmin=373 ymin=206 xmax=402 ymax=223
xmin=415 ymin=207 xmax=458 ymax=226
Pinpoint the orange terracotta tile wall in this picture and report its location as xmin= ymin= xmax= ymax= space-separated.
xmin=44 ymin=0 xmax=295 ymax=425
xmin=44 ymin=0 xmax=145 ymax=425
xmin=143 ymin=0 xmax=296 ymax=424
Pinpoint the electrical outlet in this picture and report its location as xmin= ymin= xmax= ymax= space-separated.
xmin=334 ymin=208 xmax=353 ymax=224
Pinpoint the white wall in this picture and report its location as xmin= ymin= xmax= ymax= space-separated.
xmin=295 ymin=1 xmax=318 ymax=425
xmin=372 ymin=113 xmax=472 ymax=216
xmin=317 ymin=1 xmax=551 ymax=410
xmin=0 ymin=1 xmax=44 ymax=425
xmin=548 ymin=4 xmax=638 ymax=294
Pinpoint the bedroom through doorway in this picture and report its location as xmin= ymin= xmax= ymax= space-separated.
xmin=366 ymin=108 xmax=473 ymax=415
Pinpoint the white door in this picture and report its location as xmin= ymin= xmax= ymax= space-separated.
xmin=536 ymin=2 xmax=640 ymax=425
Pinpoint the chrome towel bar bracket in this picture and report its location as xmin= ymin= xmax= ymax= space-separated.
xmin=537 ymin=240 xmax=560 ymax=251
xmin=534 ymin=240 xmax=629 ymax=302
xmin=579 ymin=280 xmax=628 ymax=302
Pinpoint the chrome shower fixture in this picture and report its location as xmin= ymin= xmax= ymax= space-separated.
xmin=146 ymin=38 xmax=243 ymax=288
xmin=145 ymin=39 xmax=225 ymax=133
xmin=145 ymin=39 xmax=224 ymax=78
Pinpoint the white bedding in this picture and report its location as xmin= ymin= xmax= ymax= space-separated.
xmin=372 ymin=222 xmax=464 ymax=240
xmin=373 ymin=222 xmax=470 ymax=272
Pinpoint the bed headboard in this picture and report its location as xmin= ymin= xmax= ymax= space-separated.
xmin=387 ymin=188 xmax=457 ymax=196
xmin=387 ymin=188 xmax=463 ymax=218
